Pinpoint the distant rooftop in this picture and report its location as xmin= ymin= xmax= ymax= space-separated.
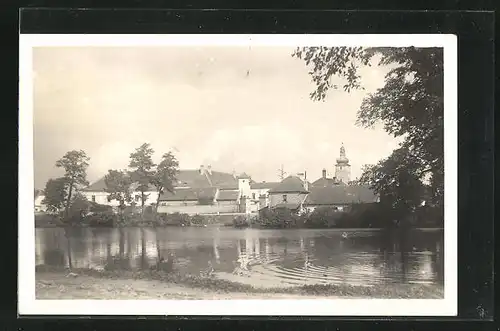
xmin=83 ymin=168 xmax=240 ymax=192
xmin=250 ymin=181 xmax=280 ymax=190
xmin=304 ymin=185 xmax=378 ymax=205
xmin=268 ymin=176 xmax=309 ymax=194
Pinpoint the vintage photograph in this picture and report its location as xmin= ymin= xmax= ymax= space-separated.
xmin=19 ymin=35 xmax=456 ymax=316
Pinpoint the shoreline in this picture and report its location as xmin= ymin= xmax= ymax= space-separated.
xmin=35 ymin=224 xmax=445 ymax=231
xmin=35 ymin=267 xmax=444 ymax=300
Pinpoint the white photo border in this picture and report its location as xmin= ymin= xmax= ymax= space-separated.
xmin=18 ymin=34 xmax=457 ymax=316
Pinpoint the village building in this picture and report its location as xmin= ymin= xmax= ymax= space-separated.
xmin=34 ymin=191 xmax=47 ymax=213
xmin=82 ymin=165 xmax=261 ymax=216
xmin=310 ymin=168 xmax=340 ymax=187
xmin=260 ymin=144 xmax=378 ymax=214
xmin=249 ymin=181 xmax=280 ymax=213
xmin=266 ymin=175 xmax=310 ymax=213
xmin=303 ymin=185 xmax=379 ymax=213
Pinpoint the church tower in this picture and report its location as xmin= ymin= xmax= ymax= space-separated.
xmin=334 ymin=143 xmax=351 ymax=184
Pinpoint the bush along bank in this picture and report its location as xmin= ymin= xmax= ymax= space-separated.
xmin=35 ymin=204 xmax=254 ymax=229
xmin=254 ymin=203 xmax=444 ymax=229
xmin=35 ymin=202 xmax=442 ymax=230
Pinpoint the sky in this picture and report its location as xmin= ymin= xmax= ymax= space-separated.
xmin=32 ymin=46 xmax=401 ymax=189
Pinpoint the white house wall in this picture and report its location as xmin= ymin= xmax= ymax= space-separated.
xmin=157 ymin=201 xmax=240 ymax=215
xmin=81 ymin=191 xmax=159 ymax=207
xmin=303 ymin=205 xmax=348 ymax=213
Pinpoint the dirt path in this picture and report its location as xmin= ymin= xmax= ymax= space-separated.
xmin=36 ymin=273 xmax=325 ymax=300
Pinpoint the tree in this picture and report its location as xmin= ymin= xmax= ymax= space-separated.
xmin=150 ymin=152 xmax=179 ymax=216
xmin=104 ymin=169 xmax=133 ymax=217
xmin=55 ymin=150 xmax=90 ymax=221
xmin=42 ymin=177 xmax=68 ymax=214
xmin=359 ymin=148 xmax=425 ymax=220
xmin=293 ymin=47 xmax=444 ymax=209
xmin=128 ymin=143 xmax=156 ymax=218
xmin=67 ymin=192 xmax=91 ymax=224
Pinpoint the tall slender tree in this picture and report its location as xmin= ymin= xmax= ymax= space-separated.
xmin=42 ymin=177 xmax=68 ymax=214
xmin=55 ymin=150 xmax=90 ymax=221
xmin=128 ymin=143 xmax=156 ymax=218
xmin=150 ymin=152 xmax=179 ymax=216
xmin=104 ymin=169 xmax=133 ymax=219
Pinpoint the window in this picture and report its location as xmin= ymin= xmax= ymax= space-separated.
xmin=282 ymin=194 xmax=287 ymax=202
xmin=91 ymin=195 xmax=96 ymax=202
xmin=252 ymin=193 xmax=256 ymax=200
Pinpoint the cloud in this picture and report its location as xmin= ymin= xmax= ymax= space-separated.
xmin=32 ymin=46 xmax=398 ymax=188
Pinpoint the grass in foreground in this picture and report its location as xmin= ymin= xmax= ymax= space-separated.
xmin=35 ymin=265 xmax=444 ymax=299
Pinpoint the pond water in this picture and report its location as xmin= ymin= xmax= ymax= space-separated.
xmin=35 ymin=227 xmax=444 ymax=288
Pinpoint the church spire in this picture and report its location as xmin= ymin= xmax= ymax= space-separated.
xmin=340 ymin=142 xmax=346 ymax=158
xmin=336 ymin=143 xmax=349 ymax=165
xmin=335 ymin=143 xmax=351 ymax=184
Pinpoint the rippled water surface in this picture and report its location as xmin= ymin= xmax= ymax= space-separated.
xmin=36 ymin=227 xmax=444 ymax=288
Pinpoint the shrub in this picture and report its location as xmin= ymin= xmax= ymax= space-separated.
xmin=256 ymin=208 xmax=304 ymax=229
xmin=306 ymin=207 xmax=344 ymax=228
xmin=84 ymin=210 xmax=117 ymax=227
xmin=190 ymin=214 xmax=205 ymax=226
xmin=160 ymin=212 xmax=191 ymax=226
xmin=35 ymin=213 xmax=63 ymax=227
xmin=232 ymin=215 xmax=249 ymax=228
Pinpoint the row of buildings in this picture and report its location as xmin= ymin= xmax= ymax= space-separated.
xmin=35 ymin=145 xmax=379 ymax=215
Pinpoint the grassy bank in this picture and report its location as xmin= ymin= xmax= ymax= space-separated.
xmin=35 ymin=266 xmax=444 ymax=299
xmin=36 ymin=272 xmax=333 ymax=300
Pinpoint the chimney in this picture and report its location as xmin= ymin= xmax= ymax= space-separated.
xmin=322 ymin=169 xmax=327 ymax=179
xmin=207 ymin=164 xmax=212 ymax=175
xmin=199 ymin=165 xmax=204 ymax=175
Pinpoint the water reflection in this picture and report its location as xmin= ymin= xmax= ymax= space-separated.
xmin=35 ymin=228 xmax=444 ymax=287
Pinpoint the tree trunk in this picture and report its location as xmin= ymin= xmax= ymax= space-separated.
xmin=141 ymin=191 xmax=145 ymax=222
xmin=140 ymin=227 xmax=147 ymax=269
xmin=65 ymin=230 xmax=73 ymax=270
xmin=154 ymin=188 xmax=162 ymax=222
xmin=64 ymin=182 xmax=74 ymax=222
xmin=119 ymin=228 xmax=125 ymax=257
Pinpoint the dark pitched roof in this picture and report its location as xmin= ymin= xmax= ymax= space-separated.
xmin=217 ymin=190 xmax=240 ymax=201
xmin=175 ymin=170 xmax=212 ymax=188
xmin=83 ymin=177 xmax=157 ymax=192
xmin=159 ymin=187 xmax=217 ymax=201
xmin=83 ymin=177 xmax=108 ymax=192
xmin=237 ymin=172 xmax=251 ymax=179
xmin=304 ymin=185 xmax=378 ymax=205
xmin=84 ymin=169 xmax=242 ymax=192
xmin=250 ymin=182 xmax=281 ymax=189
xmin=311 ymin=177 xmax=340 ymax=188
xmin=269 ymin=176 xmax=309 ymax=194
xmin=209 ymin=171 xmax=238 ymax=189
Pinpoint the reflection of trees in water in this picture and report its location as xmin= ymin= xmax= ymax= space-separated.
xmin=36 ymin=228 xmax=444 ymax=285
xmin=43 ymin=248 xmax=66 ymax=267
xmin=140 ymin=228 xmax=148 ymax=269
xmin=63 ymin=228 xmax=73 ymax=270
xmin=432 ymin=240 xmax=444 ymax=283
